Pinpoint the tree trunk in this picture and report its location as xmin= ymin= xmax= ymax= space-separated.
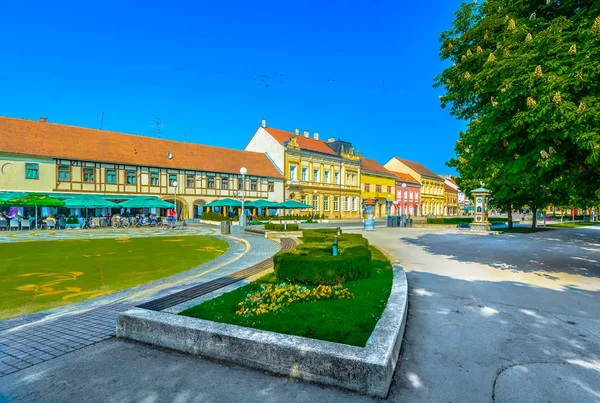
xmin=531 ymin=207 xmax=537 ymax=228
xmin=507 ymin=201 xmax=513 ymax=229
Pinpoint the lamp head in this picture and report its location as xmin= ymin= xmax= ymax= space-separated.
xmin=172 ymin=181 xmax=178 ymax=187
xmin=240 ymin=167 xmax=248 ymax=175
xmin=402 ymin=183 xmax=407 ymax=188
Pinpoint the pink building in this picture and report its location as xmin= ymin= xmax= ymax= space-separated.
xmin=393 ymin=172 xmax=421 ymax=216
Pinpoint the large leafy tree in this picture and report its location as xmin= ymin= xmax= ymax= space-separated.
xmin=436 ymin=0 xmax=600 ymax=227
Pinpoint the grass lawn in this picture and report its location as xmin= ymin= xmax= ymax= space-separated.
xmin=547 ymin=222 xmax=600 ymax=228
xmin=491 ymin=227 xmax=554 ymax=233
xmin=0 ymin=235 xmax=227 ymax=320
xmin=180 ymin=246 xmax=393 ymax=347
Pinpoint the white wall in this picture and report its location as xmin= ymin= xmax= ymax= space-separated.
xmin=244 ymin=127 xmax=285 ymax=172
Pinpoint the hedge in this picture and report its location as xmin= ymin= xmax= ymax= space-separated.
xmin=201 ymin=211 xmax=238 ymax=222
xmin=264 ymin=223 xmax=299 ymax=231
xmin=426 ymin=217 xmax=508 ymax=224
xmin=274 ymin=246 xmax=372 ymax=285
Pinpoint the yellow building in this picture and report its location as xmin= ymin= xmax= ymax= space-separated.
xmin=245 ymin=120 xmax=362 ymax=219
xmin=384 ymin=157 xmax=445 ymax=216
xmin=0 ymin=116 xmax=285 ymax=218
xmin=359 ymin=157 xmax=397 ymax=218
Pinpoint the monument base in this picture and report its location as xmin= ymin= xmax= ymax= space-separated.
xmin=469 ymin=222 xmax=491 ymax=232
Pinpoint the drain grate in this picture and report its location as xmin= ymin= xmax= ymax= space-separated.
xmin=137 ymin=237 xmax=296 ymax=311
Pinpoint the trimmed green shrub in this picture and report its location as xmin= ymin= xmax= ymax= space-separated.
xmin=274 ymin=245 xmax=372 ymax=285
xmin=201 ymin=211 xmax=237 ymax=222
xmin=66 ymin=216 xmax=79 ymax=224
xmin=264 ymin=223 xmax=299 ymax=231
xmin=426 ymin=217 xmax=508 ymax=225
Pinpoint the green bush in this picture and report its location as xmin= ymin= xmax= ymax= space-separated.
xmin=201 ymin=211 xmax=237 ymax=222
xmin=264 ymin=223 xmax=299 ymax=231
xmin=274 ymin=245 xmax=372 ymax=285
xmin=66 ymin=216 xmax=79 ymax=224
xmin=426 ymin=217 xmax=508 ymax=225
xmin=426 ymin=218 xmax=445 ymax=224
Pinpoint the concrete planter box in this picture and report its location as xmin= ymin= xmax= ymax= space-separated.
xmin=117 ymin=265 xmax=408 ymax=398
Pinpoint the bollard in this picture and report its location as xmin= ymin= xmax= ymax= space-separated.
xmin=333 ymin=236 xmax=339 ymax=256
xmin=337 ymin=226 xmax=341 ymax=236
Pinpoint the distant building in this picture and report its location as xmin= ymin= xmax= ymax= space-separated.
xmin=245 ymin=119 xmax=362 ymax=218
xmin=0 ymin=116 xmax=285 ymax=219
xmin=385 ymin=157 xmax=444 ymax=216
xmin=439 ymin=174 xmax=468 ymax=212
xmin=359 ymin=157 xmax=397 ymax=218
xmin=392 ymin=172 xmax=421 ymax=216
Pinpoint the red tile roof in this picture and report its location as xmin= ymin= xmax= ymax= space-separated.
xmin=360 ymin=157 xmax=396 ymax=177
xmin=392 ymin=172 xmax=420 ymax=186
xmin=0 ymin=117 xmax=284 ymax=178
xmin=394 ymin=158 xmax=443 ymax=180
xmin=446 ymin=178 xmax=458 ymax=186
xmin=263 ymin=127 xmax=338 ymax=156
xmin=444 ymin=183 xmax=458 ymax=192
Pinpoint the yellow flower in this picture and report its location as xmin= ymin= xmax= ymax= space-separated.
xmin=568 ymin=44 xmax=577 ymax=55
xmin=525 ymin=33 xmax=532 ymax=42
xmin=533 ymin=65 xmax=543 ymax=79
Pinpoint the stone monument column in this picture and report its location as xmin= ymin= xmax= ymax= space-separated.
xmin=470 ymin=187 xmax=491 ymax=232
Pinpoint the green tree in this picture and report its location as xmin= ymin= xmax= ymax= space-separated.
xmin=437 ymin=0 xmax=600 ymax=227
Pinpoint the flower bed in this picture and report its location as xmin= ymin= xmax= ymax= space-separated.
xmin=180 ymin=230 xmax=392 ymax=347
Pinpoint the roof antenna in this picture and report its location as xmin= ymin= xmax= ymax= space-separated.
xmin=100 ymin=110 xmax=104 ymax=130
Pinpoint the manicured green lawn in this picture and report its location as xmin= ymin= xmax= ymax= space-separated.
xmin=180 ymin=246 xmax=393 ymax=347
xmin=0 ymin=236 xmax=227 ymax=320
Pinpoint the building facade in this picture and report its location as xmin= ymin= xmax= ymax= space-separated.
xmin=384 ymin=157 xmax=445 ymax=216
xmin=245 ymin=120 xmax=362 ymax=219
xmin=0 ymin=116 xmax=285 ymax=218
xmin=359 ymin=157 xmax=397 ymax=218
xmin=444 ymin=183 xmax=459 ymax=215
xmin=392 ymin=172 xmax=421 ymax=216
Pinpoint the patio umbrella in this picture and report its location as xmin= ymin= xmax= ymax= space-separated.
xmin=118 ymin=196 xmax=174 ymax=209
xmin=245 ymin=199 xmax=282 ymax=216
xmin=65 ymin=194 xmax=119 ymax=221
xmin=204 ymin=198 xmax=242 ymax=208
xmin=64 ymin=194 xmax=118 ymax=209
xmin=278 ymin=200 xmax=312 ymax=209
xmin=462 ymin=205 xmax=474 ymax=211
xmin=8 ymin=193 xmax=65 ymax=228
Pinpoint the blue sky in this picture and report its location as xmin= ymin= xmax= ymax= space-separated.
xmin=0 ymin=0 xmax=464 ymax=174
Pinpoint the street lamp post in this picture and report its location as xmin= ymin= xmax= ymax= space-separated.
xmin=172 ymin=180 xmax=178 ymax=228
xmin=239 ymin=167 xmax=247 ymax=227
xmin=401 ymin=183 xmax=407 ymax=226
xmin=313 ymin=189 xmax=318 ymax=221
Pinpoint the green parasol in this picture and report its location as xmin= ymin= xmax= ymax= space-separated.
xmin=245 ymin=199 xmax=282 ymax=208
xmin=204 ymin=198 xmax=242 ymax=208
xmin=64 ymin=194 xmax=119 ymax=209
xmin=118 ymin=196 xmax=174 ymax=209
xmin=278 ymin=200 xmax=313 ymax=209
xmin=8 ymin=193 xmax=65 ymax=228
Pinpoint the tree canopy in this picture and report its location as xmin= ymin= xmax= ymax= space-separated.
xmin=436 ymin=0 xmax=600 ymax=223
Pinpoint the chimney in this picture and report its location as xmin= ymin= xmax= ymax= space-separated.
xmin=261 ymin=118 xmax=266 ymax=128
xmin=327 ymin=137 xmax=335 ymax=143
xmin=40 ymin=117 xmax=48 ymax=123
xmin=295 ymin=128 xmax=299 ymax=135
xmin=313 ymin=132 xmax=319 ymax=140
xmin=303 ymin=130 xmax=309 ymax=138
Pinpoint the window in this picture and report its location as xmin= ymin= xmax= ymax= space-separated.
xmin=404 ymin=190 xmax=408 ymax=200
xmin=186 ymin=175 xmax=195 ymax=188
xmin=169 ymin=174 xmax=177 ymax=186
xmin=334 ymin=172 xmax=340 ymax=184
xmin=323 ymin=196 xmax=329 ymax=211
xmin=126 ymin=171 xmax=136 ymax=185
xmin=364 ymin=183 xmax=370 ymax=192
xmin=25 ymin=163 xmax=39 ymax=179
xmin=387 ymin=186 xmax=391 ymax=193
xmin=324 ymin=170 xmax=330 ymax=184
xmin=238 ymin=178 xmax=243 ymax=190
xmin=345 ymin=196 xmax=350 ymax=211
xmin=409 ymin=191 xmax=413 ymax=201
xmin=250 ymin=179 xmax=257 ymax=191
xmin=415 ymin=192 xmax=419 ymax=202
xmin=150 ymin=172 xmax=159 ymax=186
xmin=313 ymin=169 xmax=319 ymax=182
xmin=376 ymin=185 xmax=381 ymax=193
xmin=352 ymin=174 xmax=356 ymax=186
xmin=207 ymin=177 xmax=215 ymax=189
xmin=289 ymin=165 xmax=296 ymax=180
xmin=106 ymin=169 xmax=117 ymax=184
xmin=301 ymin=195 xmax=307 ymax=206
xmin=58 ymin=165 xmax=70 ymax=182
xmin=352 ymin=197 xmax=358 ymax=211
xmin=333 ymin=196 xmax=339 ymax=211
xmin=346 ymin=174 xmax=350 ymax=185
xmin=221 ymin=178 xmax=229 ymax=190
xmin=313 ymin=195 xmax=319 ymax=210
xmin=301 ymin=167 xmax=308 ymax=181
xmin=268 ymin=181 xmax=274 ymax=192
xmin=83 ymin=168 xmax=95 ymax=183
